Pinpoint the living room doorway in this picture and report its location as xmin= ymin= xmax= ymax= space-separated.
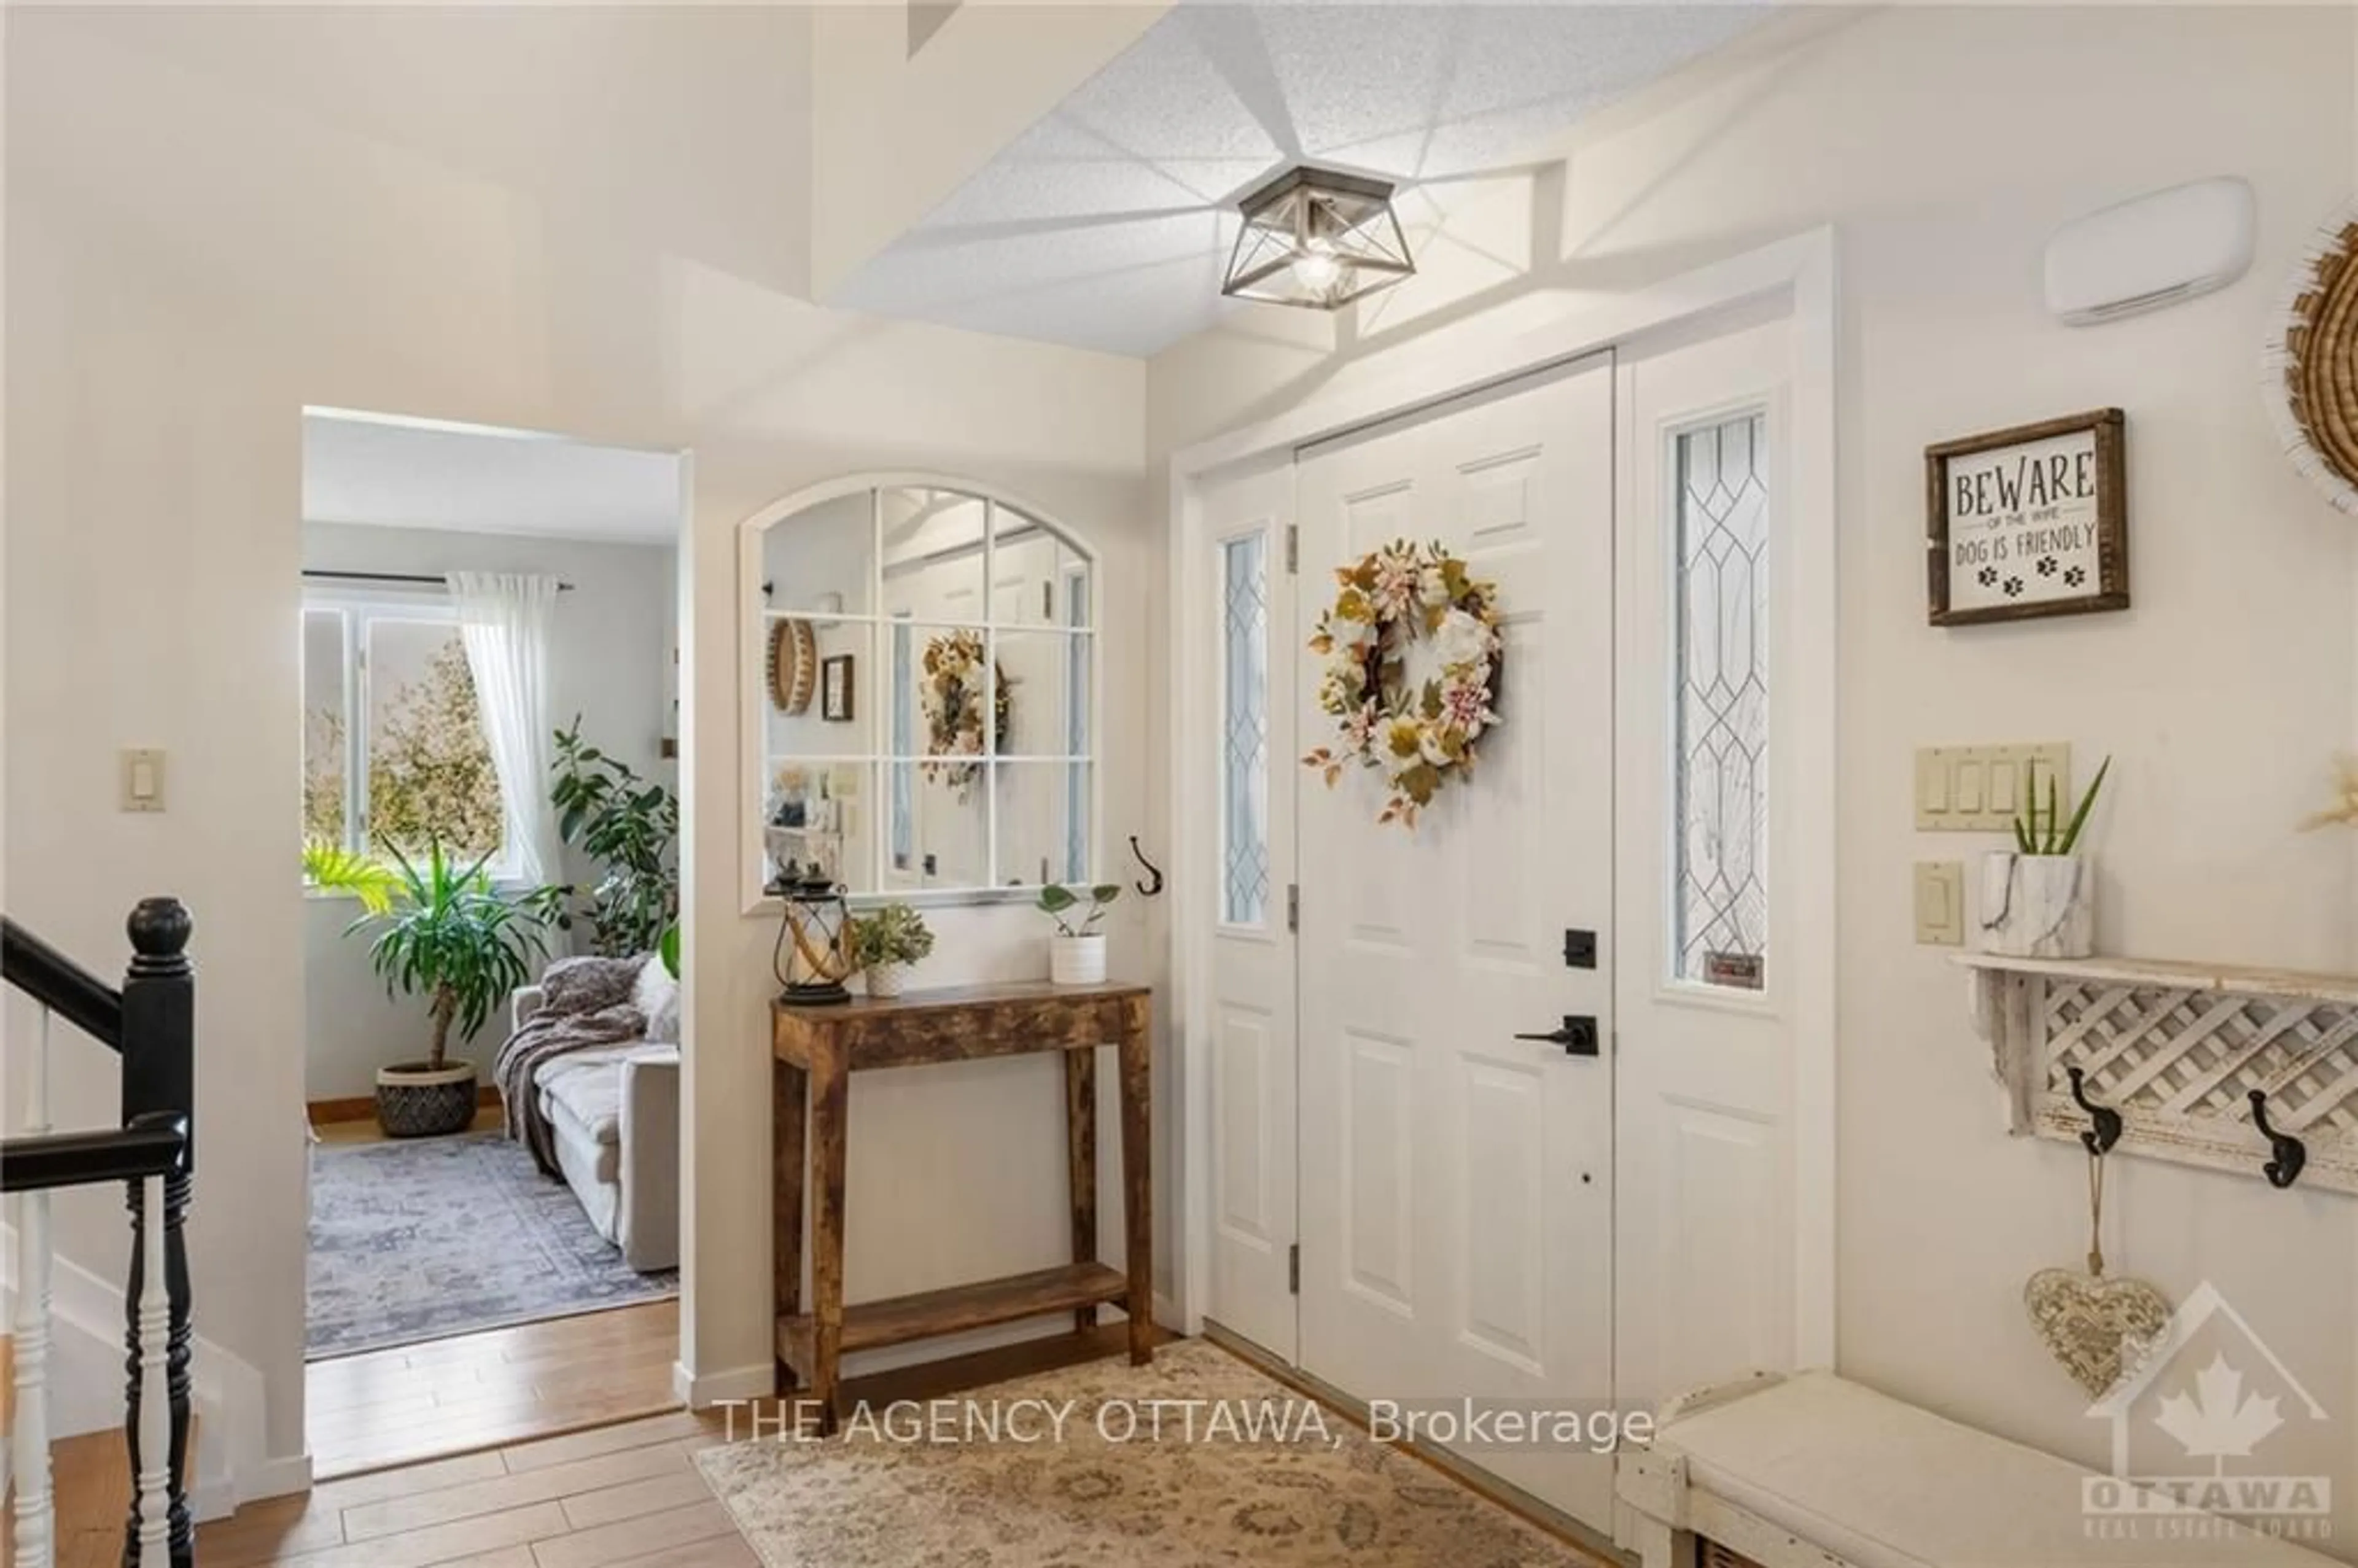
xmin=296 ymin=407 xmax=691 ymax=1476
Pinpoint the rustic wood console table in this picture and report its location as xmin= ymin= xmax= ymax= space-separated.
xmin=771 ymin=980 xmax=1154 ymax=1426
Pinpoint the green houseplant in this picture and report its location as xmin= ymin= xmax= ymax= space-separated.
xmin=1982 ymin=756 xmax=2111 ymax=960
xmin=313 ymin=841 xmax=564 ymax=1136
xmin=550 ymin=716 xmax=680 ymax=957
xmin=1037 ymin=883 xmax=1120 ymax=986
xmin=847 ymin=902 xmax=935 ymax=999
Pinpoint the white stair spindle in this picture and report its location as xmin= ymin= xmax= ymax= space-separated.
xmin=12 ymin=1004 xmax=56 ymax=1568
xmin=133 ymin=1170 xmax=170 ymax=1565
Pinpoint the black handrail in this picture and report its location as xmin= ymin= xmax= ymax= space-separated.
xmin=0 ymin=1112 xmax=186 ymax=1193
xmin=1 ymin=915 xmax=125 ymax=1049
xmin=0 ymin=897 xmax=196 ymax=1567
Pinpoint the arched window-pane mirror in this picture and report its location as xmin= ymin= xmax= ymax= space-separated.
xmin=753 ymin=483 xmax=1097 ymax=901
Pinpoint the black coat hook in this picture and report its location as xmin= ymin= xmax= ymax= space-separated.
xmin=2248 ymin=1090 xmax=2306 ymax=1189
xmin=2066 ymin=1067 xmax=2122 ymax=1157
xmin=1127 ymin=836 xmax=1165 ymax=898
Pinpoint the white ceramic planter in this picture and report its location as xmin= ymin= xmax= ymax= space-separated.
xmin=1049 ymin=934 xmax=1108 ymax=986
xmin=1979 ymin=852 xmax=2095 ymax=958
xmin=864 ymin=961 xmax=908 ymax=1000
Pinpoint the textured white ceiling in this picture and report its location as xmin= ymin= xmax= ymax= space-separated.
xmin=303 ymin=412 xmax=683 ymax=545
xmin=831 ymin=3 xmax=1770 ymax=357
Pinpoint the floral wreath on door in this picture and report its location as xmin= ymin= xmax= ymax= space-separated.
xmin=1302 ymin=538 xmax=1503 ymax=828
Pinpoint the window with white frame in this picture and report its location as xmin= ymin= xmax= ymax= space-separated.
xmin=302 ymin=592 xmax=509 ymax=874
xmin=753 ymin=485 xmax=1097 ymax=899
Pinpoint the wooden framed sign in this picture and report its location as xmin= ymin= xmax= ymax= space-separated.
xmin=1927 ymin=409 xmax=2126 ymax=626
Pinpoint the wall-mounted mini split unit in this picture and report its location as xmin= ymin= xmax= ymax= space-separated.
xmin=2044 ymin=176 xmax=2255 ymax=325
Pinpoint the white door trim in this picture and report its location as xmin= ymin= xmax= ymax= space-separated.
xmin=1167 ymin=227 xmax=1839 ymax=1370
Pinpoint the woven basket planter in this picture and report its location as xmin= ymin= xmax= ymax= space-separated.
xmin=375 ymin=1060 xmax=478 ymax=1138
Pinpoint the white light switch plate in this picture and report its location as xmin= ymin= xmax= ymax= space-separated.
xmin=1914 ymin=861 xmax=1964 ymax=945
xmin=1915 ymin=743 xmax=2070 ymax=831
xmin=122 ymin=748 xmax=166 ymax=813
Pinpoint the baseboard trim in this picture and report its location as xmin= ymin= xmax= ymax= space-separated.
xmin=308 ymin=1085 xmax=502 ymax=1124
xmin=675 ymin=1360 xmax=775 ymax=1410
xmin=238 ymin=1451 xmax=314 ymax=1504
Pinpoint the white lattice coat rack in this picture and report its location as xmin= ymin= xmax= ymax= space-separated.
xmin=1963 ymin=952 xmax=2358 ymax=1194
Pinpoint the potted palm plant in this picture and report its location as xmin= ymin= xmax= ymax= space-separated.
xmin=847 ymin=902 xmax=934 ymax=999
xmin=313 ymin=841 xmax=564 ymax=1136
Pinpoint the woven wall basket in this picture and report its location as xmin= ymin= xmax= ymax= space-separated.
xmin=2266 ymin=198 xmax=2358 ymax=516
xmin=768 ymin=618 xmax=817 ymax=714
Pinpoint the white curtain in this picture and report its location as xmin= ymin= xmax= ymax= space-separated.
xmin=446 ymin=572 xmax=562 ymax=885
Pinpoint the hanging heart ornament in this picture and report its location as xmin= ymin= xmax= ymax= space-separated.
xmin=2024 ymin=1146 xmax=2172 ymax=1399
xmin=2025 ymin=1268 xmax=2171 ymax=1399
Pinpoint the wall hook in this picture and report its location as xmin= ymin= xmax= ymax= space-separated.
xmin=1127 ymin=836 xmax=1165 ymax=898
xmin=2248 ymin=1089 xmax=2307 ymax=1189
xmin=2066 ymin=1066 xmax=2122 ymax=1157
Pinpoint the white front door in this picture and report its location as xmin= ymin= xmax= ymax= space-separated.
xmin=1613 ymin=315 xmax=1801 ymax=1415
xmin=1294 ymin=354 xmax=1616 ymax=1529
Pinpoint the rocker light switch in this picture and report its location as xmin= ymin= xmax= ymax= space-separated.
xmin=122 ymin=748 xmax=166 ymax=813
xmin=1915 ymin=743 xmax=2070 ymax=831
xmin=1914 ymin=861 xmax=1964 ymax=945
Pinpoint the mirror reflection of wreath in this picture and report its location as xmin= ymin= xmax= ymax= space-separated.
xmin=1302 ymin=538 xmax=1503 ymax=829
xmin=920 ymin=630 xmax=1011 ymax=801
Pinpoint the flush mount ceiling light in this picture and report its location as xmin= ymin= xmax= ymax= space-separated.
xmin=1221 ymin=166 xmax=1414 ymax=311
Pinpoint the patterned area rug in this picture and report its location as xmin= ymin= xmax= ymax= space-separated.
xmin=696 ymin=1340 xmax=1603 ymax=1567
xmin=307 ymin=1130 xmax=677 ymax=1359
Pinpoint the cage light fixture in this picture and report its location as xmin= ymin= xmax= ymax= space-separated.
xmin=1221 ymin=165 xmax=1414 ymax=311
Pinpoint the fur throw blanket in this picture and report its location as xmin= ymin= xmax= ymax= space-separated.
xmin=494 ymin=955 xmax=647 ymax=1179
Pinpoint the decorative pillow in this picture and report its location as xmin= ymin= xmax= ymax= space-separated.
xmin=540 ymin=954 xmax=647 ymax=1015
xmin=633 ymin=953 xmax=681 ymax=1045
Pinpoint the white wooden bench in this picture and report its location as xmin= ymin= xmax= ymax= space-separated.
xmin=1616 ymin=1371 xmax=2336 ymax=1568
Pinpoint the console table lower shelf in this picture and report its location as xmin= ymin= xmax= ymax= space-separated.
xmin=775 ymin=1262 xmax=1133 ymax=1370
xmin=771 ymin=982 xmax=1154 ymax=1429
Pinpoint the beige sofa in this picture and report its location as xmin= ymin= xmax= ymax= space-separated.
xmin=511 ymin=955 xmax=680 ymax=1273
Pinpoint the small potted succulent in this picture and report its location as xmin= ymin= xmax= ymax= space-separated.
xmin=848 ymin=902 xmax=934 ymax=999
xmin=1979 ymin=756 xmax=2110 ymax=959
xmin=1037 ymin=883 xmax=1120 ymax=985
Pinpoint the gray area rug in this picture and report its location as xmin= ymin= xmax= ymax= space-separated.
xmin=308 ymin=1130 xmax=677 ymax=1360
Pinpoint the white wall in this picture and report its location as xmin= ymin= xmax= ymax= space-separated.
xmin=6 ymin=2 xmax=1145 ymax=1481
xmin=808 ymin=1 xmax=1169 ymax=297
xmin=299 ymin=521 xmax=677 ymax=1100
xmin=1151 ymin=2 xmax=2358 ymax=1544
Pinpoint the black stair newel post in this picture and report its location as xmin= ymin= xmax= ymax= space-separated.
xmin=119 ymin=896 xmax=194 ymax=1568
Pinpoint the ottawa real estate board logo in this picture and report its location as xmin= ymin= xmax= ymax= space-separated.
xmin=2084 ymin=1283 xmax=2332 ymax=1544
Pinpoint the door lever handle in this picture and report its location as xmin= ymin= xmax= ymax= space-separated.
xmin=1516 ymin=1015 xmax=1600 ymax=1057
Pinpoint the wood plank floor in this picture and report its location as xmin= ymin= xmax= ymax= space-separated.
xmin=32 ymin=1323 xmax=1170 ymax=1568
xmin=203 ymin=1408 xmax=750 ymax=1568
xmin=309 ymin=1300 xmax=684 ymax=1480
xmin=215 ymin=1326 xmax=1171 ymax=1567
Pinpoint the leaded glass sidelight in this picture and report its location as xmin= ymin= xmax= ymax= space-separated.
xmin=1673 ymin=413 xmax=1770 ymax=988
xmin=1221 ymin=533 xmax=1271 ymax=926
